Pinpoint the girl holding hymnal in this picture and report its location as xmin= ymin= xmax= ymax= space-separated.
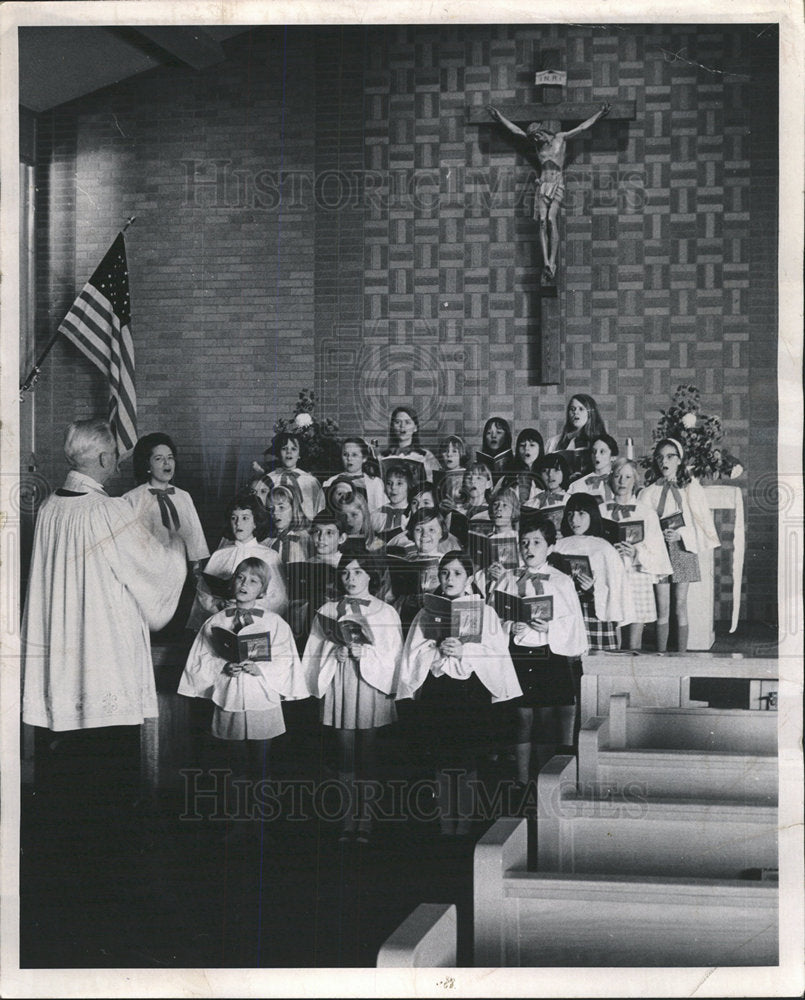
xmin=470 ymin=485 xmax=522 ymax=599
xmin=525 ymin=452 xmax=570 ymax=524
xmin=387 ymin=508 xmax=450 ymax=631
xmin=186 ymin=494 xmax=288 ymax=631
xmin=125 ymin=432 xmax=209 ymax=573
xmin=567 ymin=432 xmax=619 ymax=503
xmin=267 ymin=431 xmax=326 ymax=523
xmin=382 ymin=405 xmax=442 ymax=483
xmin=491 ymin=515 xmax=587 ymax=783
xmin=398 ymin=550 xmax=521 ymax=836
xmin=638 ymin=438 xmax=719 ymax=653
xmin=179 ymin=557 xmax=308 ymax=780
xmin=476 ymin=416 xmax=515 ymax=483
xmin=553 ymin=492 xmax=635 ymax=652
xmin=301 ymin=545 xmax=402 ymax=844
xmin=323 ymin=437 xmax=388 ymax=514
xmin=599 ymin=458 xmax=671 ymax=651
xmin=510 ymin=427 xmax=546 ymax=508
xmin=434 ymin=434 xmax=468 ymax=507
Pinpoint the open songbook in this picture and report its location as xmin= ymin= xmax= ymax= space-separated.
xmin=493 ymin=590 xmax=554 ymax=624
xmin=420 ymin=593 xmax=484 ymax=643
xmin=317 ymin=613 xmax=375 ymax=647
xmin=660 ymin=511 xmax=685 ymax=531
xmin=554 ymin=552 xmax=593 ymax=581
xmin=602 ymin=518 xmax=645 ymax=545
xmin=468 ymin=528 xmax=519 ymax=572
xmin=210 ymin=626 xmax=272 ymax=662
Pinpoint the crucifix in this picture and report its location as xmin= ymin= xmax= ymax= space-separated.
xmin=468 ymin=64 xmax=635 ymax=383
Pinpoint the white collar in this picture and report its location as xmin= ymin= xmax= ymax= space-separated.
xmin=64 ymin=470 xmax=107 ymax=494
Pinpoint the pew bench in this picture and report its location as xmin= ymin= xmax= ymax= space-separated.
xmin=474 ymin=818 xmax=778 ymax=967
xmin=538 ymin=756 xmax=778 ymax=879
xmin=578 ymin=695 xmax=778 ymax=804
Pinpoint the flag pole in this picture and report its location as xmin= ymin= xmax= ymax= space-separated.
xmin=19 ymin=216 xmax=137 ymax=401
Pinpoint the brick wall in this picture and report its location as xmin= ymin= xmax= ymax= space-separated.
xmin=29 ymin=23 xmax=778 ymax=621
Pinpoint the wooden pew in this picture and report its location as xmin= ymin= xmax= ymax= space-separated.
xmin=376 ymin=903 xmax=457 ymax=967
xmin=580 ymin=653 xmax=779 ymax=723
xmin=578 ymin=694 xmax=778 ymax=804
xmin=474 ymin=818 xmax=778 ymax=967
xmin=538 ymin=756 xmax=778 ymax=879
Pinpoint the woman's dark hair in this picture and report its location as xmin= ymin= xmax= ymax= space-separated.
xmin=482 ymin=416 xmax=513 ymax=455
xmin=591 ymin=432 xmax=619 ymax=459
xmin=555 ymin=394 xmax=607 ymax=450
xmin=222 ymin=493 xmax=270 ymax=541
xmin=518 ymin=514 xmax=557 ymax=546
xmin=388 ymin=406 xmax=423 ymax=451
xmin=559 ymin=491 xmax=605 ymax=539
xmin=337 ymin=542 xmax=383 ymax=594
xmin=406 ymin=506 xmax=447 ymax=542
xmin=648 ymin=438 xmax=692 ymax=488
xmin=515 ymin=427 xmax=545 ymax=468
xmin=535 ymin=453 xmax=570 ymax=490
xmin=132 ymin=432 xmax=177 ymax=485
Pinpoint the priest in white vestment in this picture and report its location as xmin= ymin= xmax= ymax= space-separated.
xmin=22 ymin=419 xmax=187 ymax=731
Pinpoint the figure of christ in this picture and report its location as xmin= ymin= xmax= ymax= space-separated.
xmin=487 ymin=103 xmax=610 ymax=279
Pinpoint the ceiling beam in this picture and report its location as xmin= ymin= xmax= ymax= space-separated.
xmin=133 ymin=27 xmax=226 ymax=70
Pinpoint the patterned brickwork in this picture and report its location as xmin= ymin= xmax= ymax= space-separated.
xmin=28 ymin=24 xmax=777 ymax=622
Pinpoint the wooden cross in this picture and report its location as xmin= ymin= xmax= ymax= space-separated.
xmin=468 ymin=61 xmax=635 ymax=385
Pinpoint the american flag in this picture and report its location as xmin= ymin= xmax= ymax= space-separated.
xmin=58 ymin=233 xmax=137 ymax=455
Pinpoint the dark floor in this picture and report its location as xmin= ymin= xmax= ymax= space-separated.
xmin=19 ymin=620 xmax=778 ymax=969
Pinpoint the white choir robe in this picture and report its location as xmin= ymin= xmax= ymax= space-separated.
xmin=268 ymin=467 xmax=325 ymax=522
xmin=22 ymin=471 xmax=187 ymax=730
xmin=397 ymin=600 xmax=522 ymax=703
xmin=638 ymin=478 xmax=720 ymax=555
xmin=322 ymin=472 xmax=388 ymax=514
xmin=178 ymin=608 xmax=309 ymax=711
xmin=492 ymin=565 xmax=588 ymax=657
xmin=301 ymin=596 xmax=403 ymax=698
xmin=123 ymin=481 xmax=210 ymax=562
xmin=187 ymin=537 xmax=289 ymax=632
xmin=553 ymin=534 xmax=636 ymax=625
xmin=598 ymin=498 xmax=673 ymax=579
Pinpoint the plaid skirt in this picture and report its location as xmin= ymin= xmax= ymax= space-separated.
xmin=578 ymin=591 xmax=619 ymax=651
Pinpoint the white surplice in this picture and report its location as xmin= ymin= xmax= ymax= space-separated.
xmin=22 ymin=470 xmax=187 ymax=730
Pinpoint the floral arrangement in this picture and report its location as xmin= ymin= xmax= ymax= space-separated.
xmin=253 ymin=389 xmax=341 ymax=478
xmin=640 ymin=384 xmax=743 ymax=481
